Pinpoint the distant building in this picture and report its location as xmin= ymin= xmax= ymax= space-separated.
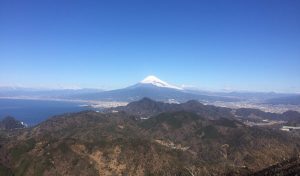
xmin=280 ymin=126 xmax=300 ymax=131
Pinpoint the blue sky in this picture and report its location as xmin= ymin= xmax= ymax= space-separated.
xmin=0 ymin=0 xmax=300 ymax=92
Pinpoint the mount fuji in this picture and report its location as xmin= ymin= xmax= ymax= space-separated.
xmin=1 ymin=76 xmax=298 ymax=104
xmin=72 ymin=76 xmax=237 ymax=103
xmin=138 ymin=75 xmax=183 ymax=90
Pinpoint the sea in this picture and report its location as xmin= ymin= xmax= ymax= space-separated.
xmin=0 ymin=98 xmax=94 ymax=126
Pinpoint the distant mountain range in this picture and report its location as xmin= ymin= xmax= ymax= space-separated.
xmin=61 ymin=76 xmax=300 ymax=104
xmin=0 ymin=76 xmax=299 ymax=104
xmin=72 ymin=76 xmax=238 ymax=103
xmin=113 ymin=97 xmax=233 ymax=119
xmin=0 ymin=87 xmax=103 ymax=99
xmin=265 ymin=95 xmax=300 ymax=105
xmin=113 ymin=97 xmax=300 ymax=124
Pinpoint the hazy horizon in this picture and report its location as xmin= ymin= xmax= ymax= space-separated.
xmin=0 ymin=74 xmax=299 ymax=94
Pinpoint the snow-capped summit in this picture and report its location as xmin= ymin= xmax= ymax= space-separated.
xmin=140 ymin=75 xmax=183 ymax=90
